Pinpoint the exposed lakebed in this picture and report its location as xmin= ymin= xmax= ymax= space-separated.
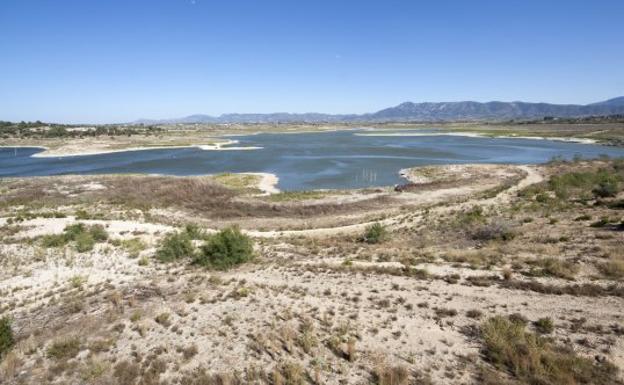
xmin=2 ymin=129 xmax=624 ymax=191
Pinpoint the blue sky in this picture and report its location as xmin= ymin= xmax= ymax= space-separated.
xmin=1 ymin=0 xmax=623 ymax=123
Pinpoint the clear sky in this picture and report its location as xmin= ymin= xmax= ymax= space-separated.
xmin=1 ymin=0 xmax=623 ymax=123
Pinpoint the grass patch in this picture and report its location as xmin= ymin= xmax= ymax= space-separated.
xmin=528 ymin=257 xmax=579 ymax=280
xmin=46 ymin=337 xmax=81 ymax=360
xmin=212 ymin=173 xmax=262 ymax=193
xmin=121 ymin=237 xmax=147 ymax=258
xmin=597 ymin=260 xmax=624 ymax=279
xmin=267 ymin=190 xmax=328 ymax=202
xmin=40 ymin=223 xmax=108 ymax=252
xmin=481 ymin=316 xmax=619 ymax=385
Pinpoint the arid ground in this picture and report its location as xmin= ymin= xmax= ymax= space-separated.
xmin=1 ymin=158 xmax=624 ymax=385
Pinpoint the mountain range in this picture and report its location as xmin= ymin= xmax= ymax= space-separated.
xmin=135 ymin=97 xmax=624 ymax=124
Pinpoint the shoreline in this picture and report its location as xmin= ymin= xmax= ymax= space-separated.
xmin=355 ymin=131 xmax=598 ymax=144
xmin=0 ymin=139 xmax=262 ymax=158
xmin=32 ymin=139 xmax=263 ymax=158
xmin=244 ymin=172 xmax=280 ymax=195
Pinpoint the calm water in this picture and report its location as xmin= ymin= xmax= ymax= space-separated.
xmin=2 ymin=130 xmax=624 ymax=191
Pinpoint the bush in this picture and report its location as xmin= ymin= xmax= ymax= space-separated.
xmin=183 ymin=223 xmax=207 ymax=240
xmin=41 ymin=234 xmax=68 ymax=248
xmin=195 ymin=227 xmax=254 ymax=270
xmin=530 ymin=257 xmax=579 ymax=280
xmin=41 ymin=223 xmax=108 ymax=251
xmin=481 ymin=316 xmax=618 ymax=385
xmin=593 ymin=180 xmax=619 ymax=198
xmin=156 ymin=232 xmax=194 ymax=263
xmin=597 ymin=260 xmax=624 ymax=279
xmin=0 ymin=316 xmax=15 ymax=359
xmin=64 ymin=223 xmax=86 ymax=239
xmin=472 ymin=220 xmax=515 ymax=241
xmin=75 ymin=232 xmax=96 ymax=252
xmin=46 ymin=337 xmax=81 ymax=360
xmin=534 ymin=317 xmax=554 ymax=334
xmin=361 ymin=222 xmax=388 ymax=244
xmin=89 ymin=224 xmax=108 ymax=241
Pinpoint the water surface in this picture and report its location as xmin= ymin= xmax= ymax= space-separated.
xmin=2 ymin=130 xmax=624 ymax=190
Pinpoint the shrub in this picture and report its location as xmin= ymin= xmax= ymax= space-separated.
xmin=481 ymin=316 xmax=618 ymax=385
xmin=472 ymin=220 xmax=515 ymax=241
xmin=593 ymin=180 xmax=619 ymax=198
xmin=0 ymin=316 xmax=15 ymax=359
xmin=75 ymin=232 xmax=96 ymax=252
xmin=89 ymin=224 xmax=108 ymax=241
xmin=156 ymin=232 xmax=194 ymax=263
xmin=373 ymin=363 xmax=410 ymax=385
xmin=46 ymin=337 xmax=81 ymax=360
xmin=530 ymin=258 xmax=579 ymax=280
xmin=361 ymin=222 xmax=388 ymax=244
xmin=183 ymin=223 xmax=207 ymax=240
xmin=41 ymin=234 xmax=68 ymax=248
xmin=41 ymin=223 xmax=108 ymax=251
xmin=597 ymin=260 xmax=624 ymax=279
xmin=64 ymin=223 xmax=86 ymax=239
xmin=121 ymin=238 xmax=146 ymax=258
xmin=590 ymin=217 xmax=610 ymax=228
xmin=457 ymin=206 xmax=486 ymax=224
xmin=534 ymin=317 xmax=554 ymax=334
xmin=195 ymin=227 xmax=254 ymax=270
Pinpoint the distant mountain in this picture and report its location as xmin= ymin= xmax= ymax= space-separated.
xmin=589 ymin=96 xmax=624 ymax=107
xmin=134 ymin=97 xmax=624 ymax=124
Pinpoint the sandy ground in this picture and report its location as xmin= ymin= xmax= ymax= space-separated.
xmin=355 ymin=131 xmax=598 ymax=144
xmin=1 ymin=161 xmax=623 ymax=385
xmin=28 ymin=139 xmax=261 ymax=158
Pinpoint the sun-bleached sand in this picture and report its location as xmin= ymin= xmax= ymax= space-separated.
xmin=24 ymin=139 xmax=262 ymax=158
xmin=354 ymin=131 xmax=598 ymax=144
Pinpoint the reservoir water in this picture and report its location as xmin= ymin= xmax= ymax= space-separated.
xmin=2 ymin=130 xmax=624 ymax=191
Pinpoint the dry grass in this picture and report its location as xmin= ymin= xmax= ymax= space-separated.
xmin=481 ymin=316 xmax=621 ymax=385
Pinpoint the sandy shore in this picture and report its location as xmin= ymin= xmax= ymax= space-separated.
xmin=246 ymin=172 xmax=280 ymax=194
xmin=355 ymin=131 xmax=598 ymax=144
xmin=23 ymin=139 xmax=262 ymax=158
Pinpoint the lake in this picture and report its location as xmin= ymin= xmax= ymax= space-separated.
xmin=2 ymin=129 xmax=624 ymax=191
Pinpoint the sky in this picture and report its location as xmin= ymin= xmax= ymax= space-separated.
xmin=0 ymin=0 xmax=623 ymax=124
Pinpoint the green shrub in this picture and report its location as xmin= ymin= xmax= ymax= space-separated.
xmin=75 ymin=232 xmax=96 ymax=252
xmin=0 ymin=316 xmax=15 ymax=359
xmin=74 ymin=209 xmax=91 ymax=220
xmin=89 ymin=224 xmax=108 ymax=241
xmin=41 ymin=223 xmax=108 ymax=251
xmin=183 ymin=223 xmax=207 ymax=240
xmin=122 ymin=238 xmax=147 ymax=258
xmin=361 ymin=222 xmax=388 ymax=244
xmin=156 ymin=232 xmax=194 ymax=262
xmin=64 ymin=223 xmax=86 ymax=239
xmin=593 ymin=180 xmax=619 ymax=198
xmin=41 ymin=234 xmax=68 ymax=248
xmin=534 ymin=317 xmax=554 ymax=334
xmin=195 ymin=227 xmax=254 ymax=270
xmin=457 ymin=206 xmax=485 ymax=224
